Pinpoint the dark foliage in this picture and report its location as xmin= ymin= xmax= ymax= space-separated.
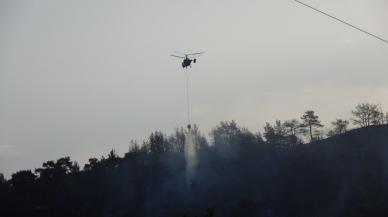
xmin=1 ymin=123 xmax=388 ymax=217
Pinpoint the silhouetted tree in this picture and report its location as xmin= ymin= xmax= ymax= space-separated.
xmin=168 ymin=127 xmax=186 ymax=152
xmin=211 ymin=120 xmax=241 ymax=147
xmin=263 ymin=122 xmax=276 ymax=143
xmin=283 ymin=119 xmax=302 ymax=145
xmin=84 ymin=157 xmax=100 ymax=170
xmin=0 ymin=172 xmax=8 ymax=194
xmin=210 ymin=121 xmax=262 ymax=159
xmin=10 ymin=170 xmax=37 ymax=197
xmin=104 ymin=149 xmax=120 ymax=168
xmin=274 ymin=120 xmax=287 ymax=136
xmin=35 ymin=157 xmax=79 ymax=180
xmin=385 ymin=112 xmax=388 ymax=124
xmin=0 ymin=173 xmax=5 ymax=183
xmin=11 ymin=170 xmax=36 ymax=185
xmin=300 ymin=110 xmax=324 ymax=141
xmin=263 ymin=120 xmax=288 ymax=145
xmin=328 ymin=119 xmax=349 ymax=136
xmin=352 ymin=103 xmax=384 ymax=127
xmin=148 ymin=131 xmax=171 ymax=154
xmin=210 ymin=120 xmax=243 ymax=159
xmin=373 ymin=106 xmax=385 ymax=125
xmin=283 ymin=119 xmax=301 ymax=136
xmin=124 ymin=140 xmax=146 ymax=160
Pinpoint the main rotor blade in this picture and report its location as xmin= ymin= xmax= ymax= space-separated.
xmin=170 ymin=54 xmax=185 ymax=59
xmin=173 ymin=50 xmax=186 ymax=55
xmin=187 ymin=52 xmax=204 ymax=56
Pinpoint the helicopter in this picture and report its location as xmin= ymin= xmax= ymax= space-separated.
xmin=171 ymin=51 xmax=204 ymax=68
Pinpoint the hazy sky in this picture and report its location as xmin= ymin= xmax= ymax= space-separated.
xmin=1 ymin=0 xmax=387 ymax=177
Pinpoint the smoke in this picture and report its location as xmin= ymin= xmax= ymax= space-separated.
xmin=185 ymin=128 xmax=197 ymax=188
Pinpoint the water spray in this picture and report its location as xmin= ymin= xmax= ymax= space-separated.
xmin=184 ymin=69 xmax=197 ymax=188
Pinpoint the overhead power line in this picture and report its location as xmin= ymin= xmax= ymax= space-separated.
xmin=294 ymin=0 xmax=388 ymax=44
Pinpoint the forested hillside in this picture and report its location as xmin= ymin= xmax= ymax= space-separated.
xmin=1 ymin=122 xmax=388 ymax=217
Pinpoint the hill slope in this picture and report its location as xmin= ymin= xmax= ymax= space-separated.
xmin=1 ymin=125 xmax=387 ymax=217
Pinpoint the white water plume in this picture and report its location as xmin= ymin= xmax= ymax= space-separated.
xmin=185 ymin=129 xmax=197 ymax=188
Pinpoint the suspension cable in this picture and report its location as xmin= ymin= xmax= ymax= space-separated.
xmin=185 ymin=69 xmax=192 ymax=128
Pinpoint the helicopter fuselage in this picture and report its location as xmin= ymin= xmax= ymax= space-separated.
xmin=182 ymin=58 xmax=193 ymax=68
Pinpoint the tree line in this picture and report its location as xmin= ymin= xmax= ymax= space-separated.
xmin=263 ymin=102 xmax=387 ymax=145
xmin=0 ymin=102 xmax=387 ymax=217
